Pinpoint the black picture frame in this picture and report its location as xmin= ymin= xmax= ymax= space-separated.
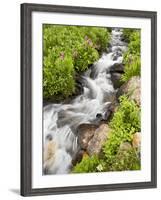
xmin=21 ymin=3 xmax=157 ymax=197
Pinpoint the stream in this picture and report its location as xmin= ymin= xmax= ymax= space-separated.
xmin=43 ymin=28 xmax=127 ymax=174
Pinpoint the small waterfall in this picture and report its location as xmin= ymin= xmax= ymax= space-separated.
xmin=43 ymin=28 xmax=127 ymax=174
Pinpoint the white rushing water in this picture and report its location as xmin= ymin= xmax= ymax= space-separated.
xmin=43 ymin=28 xmax=127 ymax=174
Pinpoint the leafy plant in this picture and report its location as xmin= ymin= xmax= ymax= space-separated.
xmin=43 ymin=25 xmax=111 ymax=99
xmin=103 ymin=95 xmax=141 ymax=158
xmin=109 ymin=148 xmax=140 ymax=171
xmin=104 ymin=148 xmax=140 ymax=171
xmin=122 ymin=29 xmax=141 ymax=82
xmin=121 ymin=54 xmax=141 ymax=82
xmin=43 ymin=55 xmax=75 ymax=98
xmin=72 ymin=155 xmax=100 ymax=173
xmin=128 ymin=31 xmax=140 ymax=55
xmin=123 ymin=28 xmax=135 ymax=42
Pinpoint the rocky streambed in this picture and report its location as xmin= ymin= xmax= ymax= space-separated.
xmin=43 ymin=28 xmax=141 ymax=174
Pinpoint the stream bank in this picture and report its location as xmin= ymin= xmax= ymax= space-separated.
xmin=43 ymin=28 xmax=141 ymax=174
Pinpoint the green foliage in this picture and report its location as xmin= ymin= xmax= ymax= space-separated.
xmin=43 ymin=25 xmax=110 ymax=99
xmin=104 ymin=148 xmax=140 ymax=171
xmin=123 ymin=28 xmax=135 ymax=42
xmin=72 ymin=96 xmax=141 ymax=173
xmin=73 ymin=42 xmax=99 ymax=72
xmin=43 ymin=56 xmax=75 ymax=98
xmin=122 ymin=29 xmax=141 ymax=82
xmin=72 ymin=155 xmax=100 ymax=173
xmin=121 ymin=54 xmax=141 ymax=82
xmin=127 ymin=31 xmax=140 ymax=55
xmin=112 ymin=148 xmax=140 ymax=171
xmin=103 ymin=95 xmax=141 ymax=157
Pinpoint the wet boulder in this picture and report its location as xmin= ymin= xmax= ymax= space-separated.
xmin=117 ymin=76 xmax=141 ymax=106
xmin=109 ymin=63 xmax=124 ymax=73
xmin=102 ymin=92 xmax=119 ymax=121
xmin=74 ymin=74 xmax=84 ymax=96
xmin=103 ymin=91 xmax=116 ymax=103
xmin=72 ymin=149 xmax=85 ymax=166
xmin=111 ymin=72 xmax=123 ymax=89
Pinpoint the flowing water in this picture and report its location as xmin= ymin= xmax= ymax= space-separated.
xmin=43 ymin=28 xmax=127 ymax=174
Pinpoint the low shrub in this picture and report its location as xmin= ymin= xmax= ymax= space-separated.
xmin=109 ymin=148 xmax=140 ymax=171
xmin=43 ymin=55 xmax=75 ymax=98
xmin=43 ymin=25 xmax=110 ymax=99
xmin=123 ymin=28 xmax=135 ymax=42
xmin=103 ymin=95 xmax=141 ymax=157
xmin=72 ymin=155 xmax=100 ymax=173
xmin=121 ymin=29 xmax=141 ymax=82
xmin=121 ymin=54 xmax=141 ymax=82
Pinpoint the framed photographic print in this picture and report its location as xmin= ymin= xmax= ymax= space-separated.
xmin=21 ymin=3 xmax=157 ymax=196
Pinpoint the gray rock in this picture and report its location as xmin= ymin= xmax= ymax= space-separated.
xmin=109 ymin=63 xmax=124 ymax=73
xmin=103 ymin=91 xmax=116 ymax=103
xmin=87 ymin=124 xmax=111 ymax=156
xmin=117 ymin=76 xmax=141 ymax=106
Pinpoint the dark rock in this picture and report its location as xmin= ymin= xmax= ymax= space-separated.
xmin=111 ymin=72 xmax=123 ymax=89
xmin=46 ymin=134 xmax=53 ymax=141
xmin=117 ymin=76 xmax=141 ymax=106
xmin=96 ymin=113 xmax=102 ymax=118
xmin=90 ymin=66 xmax=98 ymax=79
xmin=112 ymin=52 xmax=122 ymax=61
xmin=77 ymin=124 xmax=99 ymax=150
xmin=109 ymin=63 xmax=124 ymax=73
xmin=74 ymin=82 xmax=84 ymax=96
xmin=87 ymin=124 xmax=111 ymax=156
xmin=74 ymin=74 xmax=84 ymax=96
xmin=96 ymin=113 xmax=103 ymax=120
xmin=72 ymin=149 xmax=85 ymax=166
xmin=83 ymin=68 xmax=92 ymax=77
